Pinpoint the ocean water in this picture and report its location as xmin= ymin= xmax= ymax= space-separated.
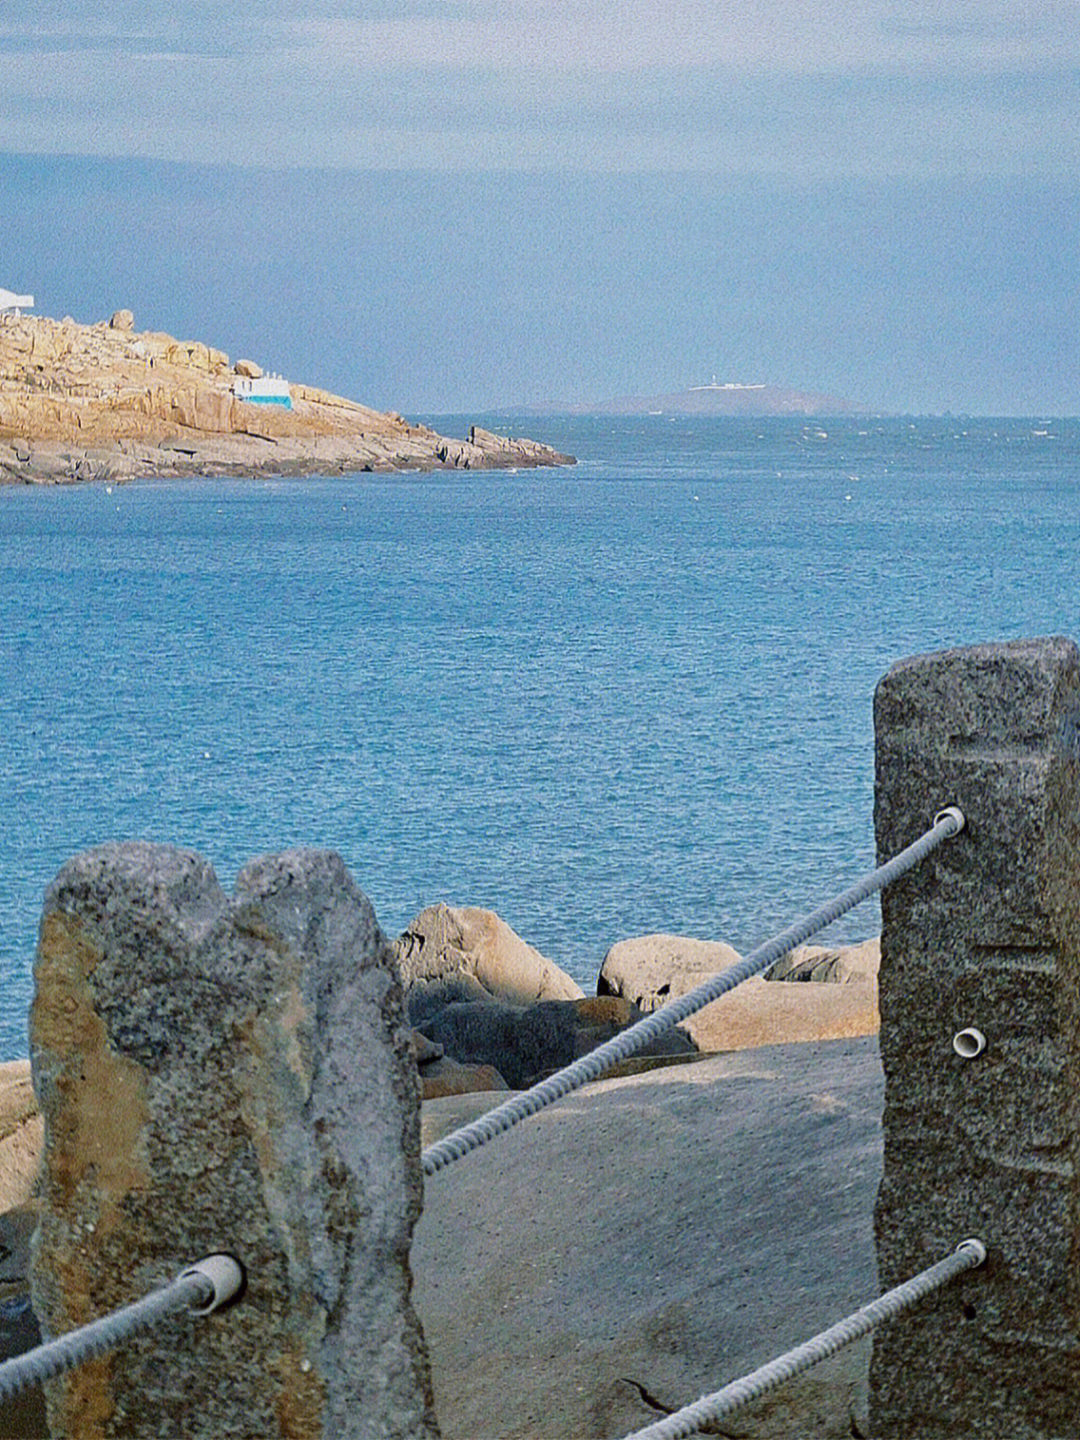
xmin=3 ymin=414 xmax=1079 ymax=1061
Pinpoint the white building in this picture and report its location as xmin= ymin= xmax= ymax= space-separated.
xmin=0 ymin=288 xmax=33 ymax=315
xmin=232 ymin=373 xmax=293 ymax=409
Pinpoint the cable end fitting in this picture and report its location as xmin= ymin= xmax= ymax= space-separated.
xmin=180 ymin=1254 xmax=245 ymax=1314
xmin=955 ymin=1238 xmax=987 ymax=1266
xmin=934 ymin=805 xmax=965 ymax=836
xmin=953 ymin=1027 xmax=987 ymax=1059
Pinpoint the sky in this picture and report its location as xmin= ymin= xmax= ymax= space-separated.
xmin=1 ymin=1 xmax=1078 ymax=413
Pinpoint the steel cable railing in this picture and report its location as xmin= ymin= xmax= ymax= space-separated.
xmin=619 ymin=1239 xmax=987 ymax=1440
xmin=422 ymin=806 xmax=965 ymax=1175
xmin=0 ymin=1254 xmax=243 ymax=1402
xmin=0 ymin=809 xmax=971 ymax=1424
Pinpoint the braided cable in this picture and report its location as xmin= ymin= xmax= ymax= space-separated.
xmin=422 ymin=806 xmax=963 ymax=1175
xmin=619 ymin=1239 xmax=986 ymax=1440
xmin=0 ymin=1255 xmax=242 ymax=1401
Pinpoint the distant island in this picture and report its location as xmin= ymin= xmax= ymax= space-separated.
xmin=0 ymin=308 xmax=574 ymax=485
xmin=566 ymin=380 xmax=872 ymax=417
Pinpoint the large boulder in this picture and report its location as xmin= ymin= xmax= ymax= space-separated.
xmin=413 ymin=1037 xmax=884 ymax=1439
xmin=764 ymin=938 xmax=880 ymax=985
xmin=598 ymin=934 xmax=879 ymax=1052
xmin=0 ymin=1060 xmax=41 ymax=1215
xmin=598 ymin=933 xmax=742 ymax=1011
xmin=394 ymin=904 xmax=584 ymax=1009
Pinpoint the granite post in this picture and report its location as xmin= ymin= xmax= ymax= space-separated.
xmin=870 ymin=637 xmax=1080 ymax=1437
xmin=28 ymin=842 xmax=439 ymax=1440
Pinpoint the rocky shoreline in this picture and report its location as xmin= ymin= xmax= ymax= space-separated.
xmin=0 ymin=899 xmax=880 ymax=1129
xmin=395 ymin=903 xmax=879 ymax=1097
xmin=0 ymin=309 xmax=575 ymax=484
xmin=0 ymin=900 xmax=879 ymax=1206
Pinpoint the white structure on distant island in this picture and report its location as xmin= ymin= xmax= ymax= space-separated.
xmin=231 ymin=373 xmax=293 ymax=408
xmin=689 ymin=379 xmax=767 ymax=391
xmin=0 ymin=288 xmax=33 ymax=315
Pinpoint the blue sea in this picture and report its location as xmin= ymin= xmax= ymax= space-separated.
xmin=3 ymin=414 xmax=1079 ymax=1061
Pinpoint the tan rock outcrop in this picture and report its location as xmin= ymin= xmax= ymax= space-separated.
xmin=598 ymin=933 xmax=880 ymax=1052
xmin=764 ymin=937 xmax=880 ymax=985
xmin=0 ymin=310 xmax=575 ymax=483
xmin=395 ymin=903 xmax=585 ymax=1008
xmin=169 ymin=384 xmax=234 ymax=433
xmin=0 ymin=1060 xmax=41 ymax=1214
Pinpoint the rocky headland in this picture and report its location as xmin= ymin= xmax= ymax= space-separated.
xmin=0 ymin=309 xmax=574 ymax=484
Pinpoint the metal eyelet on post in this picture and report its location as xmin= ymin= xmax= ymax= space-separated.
xmin=179 ymin=1254 xmax=246 ymax=1314
xmin=934 ymin=805 xmax=966 ymax=834
xmin=952 ymin=1028 xmax=987 ymax=1059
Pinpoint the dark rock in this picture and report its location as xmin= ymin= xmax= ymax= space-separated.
xmin=0 ymin=1208 xmax=48 ymax=1436
xmin=419 ymin=996 xmax=695 ymax=1089
xmin=406 ymin=973 xmax=495 ymax=1028
xmin=420 ymin=1058 xmax=510 ymax=1099
xmin=0 ymin=1292 xmax=46 ymax=1437
xmin=419 ymin=999 xmax=577 ymax=1088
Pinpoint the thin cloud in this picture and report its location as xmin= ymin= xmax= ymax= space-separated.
xmin=0 ymin=0 xmax=1076 ymax=177
xmin=287 ymin=0 xmax=1080 ymax=75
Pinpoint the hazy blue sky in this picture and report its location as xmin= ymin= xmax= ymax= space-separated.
xmin=2 ymin=1 xmax=1078 ymax=412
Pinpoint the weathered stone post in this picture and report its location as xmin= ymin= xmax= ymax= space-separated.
xmin=29 ymin=842 xmax=439 ymax=1439
xmin=871 ymin=637 xmax=1080 ymax=1437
